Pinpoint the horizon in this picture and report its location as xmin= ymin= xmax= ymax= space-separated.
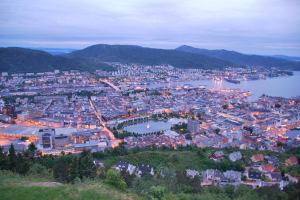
xmin=1 ymin=43 xmax=300 ymax=58
xmin=1 ymin=0 xmax=300 ymax=57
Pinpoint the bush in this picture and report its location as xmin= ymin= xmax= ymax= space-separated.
xmin=73 ymin=177 xmax=82 ymax=185
xmin=105 ymin=169 xmax=127 ymax=191
xmin=150 ymin=185 xmax=166 ymax=200
xmin=28 ymin=163 xmax=50 ymax=178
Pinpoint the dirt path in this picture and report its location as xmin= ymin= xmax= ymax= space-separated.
xmin=28 ymin=182 xmax=63 ymax=187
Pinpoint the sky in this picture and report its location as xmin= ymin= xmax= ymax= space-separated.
xmin=0 ymin=0 xmax=300 ymax=56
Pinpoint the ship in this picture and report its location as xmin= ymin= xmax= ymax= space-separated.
xmin=224 ymin=78 xmax=240 ymax=84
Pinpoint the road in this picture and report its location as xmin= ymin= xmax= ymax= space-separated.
xmin=89 ymin=98 xmax=121 ymax=148
xmin=217 ymin=112 xmax=247 ymax=123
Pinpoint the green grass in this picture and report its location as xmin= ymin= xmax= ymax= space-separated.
xmin=102 ymin=149 xmax=245 ymax=172
xmin=101 ymin=147 xmax=300 ymax=175
xmin=0 ymin=172 xmax=141 ymax=200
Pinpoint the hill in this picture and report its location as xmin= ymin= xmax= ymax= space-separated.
xmin=176 ymin=45 xmax=300 ymax=70
xmin=0 ymin=171 xmax=141 ymax=200
xmin=0 ymin=47 xmax=114 ymax=73
xmin=32 ymin=48 xmax=77 ymax=55
xmin=1 ymin=147 xmax=299 ymax=200
xmin=271 ymin=55 xmax=300 ymax=62
xmin=67 ymin=44 xmax=237 ymax=69
xmin=1 ymin=44 xmax=300 ymax=73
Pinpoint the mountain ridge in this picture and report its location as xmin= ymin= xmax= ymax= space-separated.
xmin=67 ymin=44 xmax=237 ymax=69
xmin=1 ymin=44 xmax=300 ymax=73
xmin=176 ymin=45 xmax=300 ymax=70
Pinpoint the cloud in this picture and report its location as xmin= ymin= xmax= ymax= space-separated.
xmin=0 ymin=0 xmax=299 ymax=56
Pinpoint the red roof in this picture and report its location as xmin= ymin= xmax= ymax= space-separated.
xmin=251 ymin=154 xmax=264 ymax=162
xmin=286 ymin=156 xmax=298 ymax=166
xmin=261 ymin=164 xmax=275 ymax=172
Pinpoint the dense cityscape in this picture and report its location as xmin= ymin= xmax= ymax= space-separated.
xmin=0 ymin=65 xmax=299 ymax=196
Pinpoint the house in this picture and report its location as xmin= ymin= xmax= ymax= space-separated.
xmin=209 ymin=151 xmax=225 ymax=161
xmin=113 ymin=161 xmax=137 ymax=175
xmin=223 ymin=170 xmax=242 ymax=183
xmin=201 ymin=169 xmax=224 ymax=185
xmin=186 ymin=169 xmax=200 ymax=179
xmin=93 ymin=159 xmax=105 ymax=168
xmin=135 ymin=164 xmax=155 ymax=177
xmin=251 ymin=154 xmax=264 ymax=162
xmin=279 ymin=180 xmax=289 ymax=190
xmin=248 ymin=170 xmax=262 ymax=180
xmin=229 ymin=151 xmax=242 ymax=162
xmin=260 ymin=164 xmax=276 ymax=173
xmin=265 ymin=155 xmax=280 ymax=166
xmin=265 ymin=172 xmax=282 ymax=182
xmin=285 ymin=156 xmax=298 ymax=166
xmin=285 ymin=174 xmax=298 ymax=184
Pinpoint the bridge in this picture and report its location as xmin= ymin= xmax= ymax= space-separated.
xmin=99 ymin=79 xmax=120 ymax=92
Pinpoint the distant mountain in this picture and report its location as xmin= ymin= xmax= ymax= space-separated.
xmin=32 ymin=48 xmax=77 ymax=55
xmin=176 ymin=45 xmax=300 ymax=70
xmin=1 ymin=44 xmax=299 ymax=73
xmin=271 ymin=55 xmax=300 ymax=62
xmin=67 ymin=44 xmax=237 ymax=69
xmin=0 ymin=47 xmax=114 ymax=73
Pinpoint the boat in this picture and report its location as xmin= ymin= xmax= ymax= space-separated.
xmin=291 ymin=127 xmax=300 ymax=131
xmin=224 ymin=78 xmax=240 ymax=84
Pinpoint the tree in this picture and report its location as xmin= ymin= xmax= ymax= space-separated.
xmin=69 ymin=156 xmax=79 ymax=182
xmin=20 ymin=136 xmax=29 ymax=141
xmin=105 ymin=169 xmax=127 ymax=191
xmin=150 ymin=185 xmax=166 ymax=200
xmin=284 ymin=182 xmax=300 ymax=200
xmin=255 ymin=186 xmax=288 ymax=200
xmin=15 ymin=153 xmax=30 ymax=175
xmin=53 ymin=156 xmax=70 ymax=183
xmin=78 ymin=151 xmax=96 ymax=179
xmin=214 ymin=128 xmax=221 ymax=134
xmin=28 ymin=163 xmax=50 ymax=178
xmin=120 ymin=171 xmax=135 ymax=187
xmin=0 ymin=147 xmax=7 ymax=170
xmin=222 ymin=104 xmax=229 ymax=109
xmin=27 ymin=143 xmax=37 ymax=158
xmin=8 ymin=144 xmax=17 ymax=172
xmin=185 ymin=133 xmax=192 ymax=140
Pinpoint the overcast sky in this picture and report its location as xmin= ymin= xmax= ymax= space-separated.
xmin=0 ymin=0 xmax=300 ymax=56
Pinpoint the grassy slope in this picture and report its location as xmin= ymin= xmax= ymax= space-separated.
xmin=0 ymin=172 xmax=141 ymax=200
xmin=103 ymin=149 xmax=247 ymax=170
xmin=101 ymin=148 xmax=300 ymax=176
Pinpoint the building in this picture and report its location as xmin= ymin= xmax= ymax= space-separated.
xmin=1 ymin=72 xmax=8 ymax=76
xmin=187 ymin=119 xmax=200 ymax=133
xmin=223 ymin=170 xmax=242 ymax=183
xmin=260 ymin=164 xmax=276 ymax=173
xmin=247 ymin=170 xmax=262 ymax=180
xmin=0 ymin=114 xmax=12 ymax=123
xmin=251 ymin=154 xmax=264 ymax=162
xmin=186 ymin=169 xmax=200 ymax=179
xmin=39 ymin=128 xmax=55 ymax=149
xmin=113 ymin=161 xmax=137 ymax=175
xmin=73 ymin=139 xmax=108 ymax=152
xmin=54 ymin=134 xmax=71 ymax=149
xmin=229 ymin=151 xmax=242 ymax=162
xmin=135 ymin=164 xmax=155 ymax=177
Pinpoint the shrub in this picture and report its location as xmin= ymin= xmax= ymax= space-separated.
xmin=28 ymin=163 xmax=50 ymax=178
xmin=105 ymin=169 xmax=127 ymax=191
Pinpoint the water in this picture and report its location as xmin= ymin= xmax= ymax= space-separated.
xmin=286 ymin=129 xmax=300 ymax=139
xmin=149 ymin=71 xmax=300 ymax=101
xmin=123 ymin=121 xmax=172 ymax=134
